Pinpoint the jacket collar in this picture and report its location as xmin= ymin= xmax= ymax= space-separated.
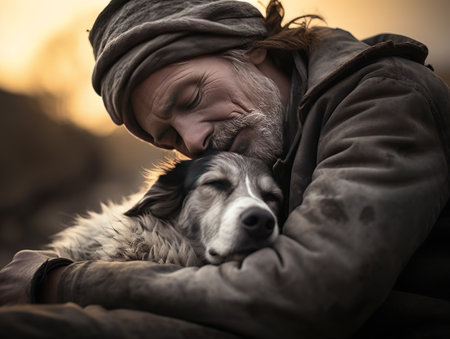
xmin=272 ymin=27 xmax=429 ymax=199
xmin=272 ymin=51 xmax=306 ymax=207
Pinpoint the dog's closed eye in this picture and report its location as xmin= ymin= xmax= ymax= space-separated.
xmin=262 ymin=192 xmax=281 ymax=203
xmin=260 ymin=191 xmax=283 ymax=215
xmin=202 ymin=179 xmax=232 ymax=192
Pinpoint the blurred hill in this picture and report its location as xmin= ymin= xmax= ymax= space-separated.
xmin=0 ymin=89 xmax=171 ymax=267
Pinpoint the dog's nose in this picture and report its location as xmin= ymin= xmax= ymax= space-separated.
xmin=239 ymin=207 xmax=275 ymax=240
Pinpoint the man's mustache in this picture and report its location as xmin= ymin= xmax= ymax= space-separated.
xmin=204 ymin=110 xmax=268 ymax=154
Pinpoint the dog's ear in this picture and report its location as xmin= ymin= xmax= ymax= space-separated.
xmin=125 ymin=160 xmax=194 ymax=219
xmin=125 ymin=156 xmax=214 ymax=219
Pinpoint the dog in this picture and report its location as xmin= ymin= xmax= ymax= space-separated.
xmin=48 ymin=152 xmax=282 ymax=266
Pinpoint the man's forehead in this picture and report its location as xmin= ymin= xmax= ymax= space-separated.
xmin=135 ymin=59 xmax=199 ymax=98
xmin=140 ymin=55 xmax=229 ymax=88
xmin=133 ymin=63 xmax=185 ymax=114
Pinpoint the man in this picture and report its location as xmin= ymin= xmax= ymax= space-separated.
xmin=1 ymin=0 xmax=449 ymax=338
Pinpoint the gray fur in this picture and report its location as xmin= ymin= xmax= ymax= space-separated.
xmin=48 ymin=153 xmax=282 ymax=266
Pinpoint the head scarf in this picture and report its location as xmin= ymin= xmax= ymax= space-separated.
xmin=89 ymin=0 xmax=268 ymax=141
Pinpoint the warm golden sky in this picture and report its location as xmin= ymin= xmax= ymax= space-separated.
xmin=0 ymin=0 xmax=448 ymax=135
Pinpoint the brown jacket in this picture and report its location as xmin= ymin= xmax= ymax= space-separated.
xmin=1 ymin=28 xmax=449 ymax=339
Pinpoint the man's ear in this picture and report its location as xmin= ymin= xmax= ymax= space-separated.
xmin=248 ymin=48 xmax=267 ymax=66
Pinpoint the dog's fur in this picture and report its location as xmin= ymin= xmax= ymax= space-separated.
xmin=48 ymin=152 xmax=282 ymax=266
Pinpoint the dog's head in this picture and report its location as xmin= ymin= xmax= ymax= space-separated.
xmin=126 ymin=152 xmax=282 ymax=264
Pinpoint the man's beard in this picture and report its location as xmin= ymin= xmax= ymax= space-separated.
xmin=208 ymin=54 xmax=284 ymax=165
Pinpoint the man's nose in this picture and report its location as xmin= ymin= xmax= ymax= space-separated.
xmin=174 ymin=117 xmax=212 ymax=157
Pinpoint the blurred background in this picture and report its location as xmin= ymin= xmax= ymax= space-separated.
xmin=1 ymin=0 xmax=449 ymax=267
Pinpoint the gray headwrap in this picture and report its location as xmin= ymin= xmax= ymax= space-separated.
xmin=89 ymin=0 xmax=268 ymax=141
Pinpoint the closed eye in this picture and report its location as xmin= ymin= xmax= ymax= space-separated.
xmin=262 ymin=192 xmax=282 ymax=204
xmin=184 ymin=89 xmax=202 ymax=110
xmin=202 ymin=179 xmax=232 ymax=191
xmin=181 ymin=75 xmax=205 ymax=111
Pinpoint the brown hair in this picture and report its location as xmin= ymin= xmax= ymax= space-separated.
xmin=250 ymin=0 xmax=324 ymax=73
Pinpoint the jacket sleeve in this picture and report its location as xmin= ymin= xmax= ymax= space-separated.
xmin=55 ymin=75 xmax=449 ymax=339
xmin=0 ymin=250 xmax=72 ymax=305
xmin=0 ymin=303 xmax=239 ymax=339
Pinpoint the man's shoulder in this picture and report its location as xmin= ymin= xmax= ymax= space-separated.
xmin=312 ymin=27 xmax=429 ymax=61
xmin=306 ymin=27 xmax=430 ymax=91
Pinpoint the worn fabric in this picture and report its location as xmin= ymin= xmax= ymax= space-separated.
xmin=89 ymin=0 xmax=267 ymax=141
xmin=0 ymin=250 xmax=71 ymax=305
xmin=1 ymin=28 xmax=450 ymax=338
xmin=0 ymin=303 xmax=239 ymax=339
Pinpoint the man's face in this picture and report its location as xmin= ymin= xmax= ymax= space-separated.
xmin=131 ymin=54 xmax=284 ymax=164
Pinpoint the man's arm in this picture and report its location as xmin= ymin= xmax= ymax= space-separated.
xmin=0 ymin=250 xmax=71 ymax=305
xmin=51 ymin=74 xmax=449 ymax=338
xmin=38 ymin=265 xmax=65 ymax=303
xmin=0 ymin=303 xmax=239 ymax=339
